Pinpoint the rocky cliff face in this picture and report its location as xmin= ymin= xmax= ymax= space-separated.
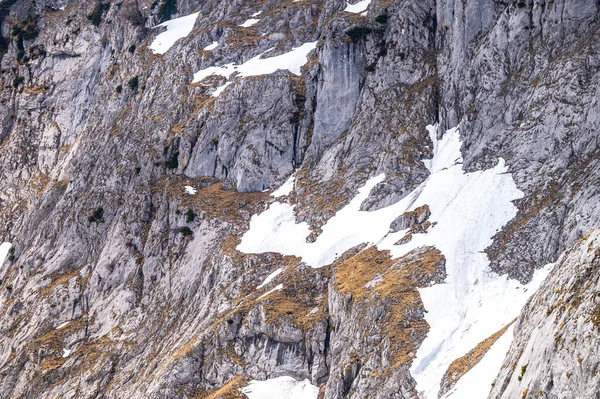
xmin=491 ymin=231 xmax=600 ymax=399
xmin=0 ymin=0 xmax=598 ymax=398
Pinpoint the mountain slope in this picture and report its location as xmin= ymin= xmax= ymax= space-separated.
xmin=0 ymin=0 xmax=598 ymax=398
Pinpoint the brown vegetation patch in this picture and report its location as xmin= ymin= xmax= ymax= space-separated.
xmin=378 ymin=0 xmax=397 ymax=8
xmin=40 ymin=267 xmax=82 ymax=294
xmin=201 ymin=375 xmax=248 ymax=399
xmin=294 ymin=168 xmax=355 ymax=234
xmin=30 ymin=170 xmax=51 ymax=196
xmin=261 ymin=264 xmax=331 ymax=330
xmin=334 ymin=246 xmax=446 ymax=367
xmin=156 ymin=176 xmax=270 ymax=225
xmin=25 ymin=84 xmax=50 ymax=95
xmin=27 ymin=318 xmax=88 ymax=373
xmin=440 ymin=319 xmax=517 ymax=396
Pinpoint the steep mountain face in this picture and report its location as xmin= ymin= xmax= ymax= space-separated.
xmin=0 ymin=0 xmax=598 ymax=398
xmin=491 ymin=230 xmax=600 ymax=399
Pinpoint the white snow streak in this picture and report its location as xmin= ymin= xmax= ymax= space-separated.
xmin=257 ymin=268 xmax=284 ymax=289
xmin=56 ymin=321 xmax=70 ymax=330
xmin=239 ymin=18 xmax=260 ymax=27
xmin=344 ymin=0 xmax=372 ymax=13
xmin=62 ymin=348 xmax=72 ymax=358
xmin=203 ymin=41 xmax=219 ymax=51
xmin=241 ymin=376 xmax=319 ymax=399
xmin=238 ymin=124 xmax=552 ymax=398
xmin=0 ymin=242 xmax=12 ymax=268
xmin=272 ymin=174 xmax=295 ymax=197
xmin=258 ymin=284 xmax=283 ymax=300
xmin=193 ymin=42 xmax=317 ymax=96
xmin=149 ymin=12 xmax=199 ymax=55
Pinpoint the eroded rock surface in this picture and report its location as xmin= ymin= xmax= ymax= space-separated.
xmin=0 ymin=0 xmax=598 ymax=398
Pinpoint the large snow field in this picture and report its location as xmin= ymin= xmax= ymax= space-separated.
xmin=238 ymin=125 xmax=552 ymax=398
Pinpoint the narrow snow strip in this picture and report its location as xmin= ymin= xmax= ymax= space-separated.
xmin=0 ymin=242 xmax=12 ymax=268
xmin=272 ymin=174 xmax=295 ymax=197
xmin=212 ymin=81 xmax=233 ymax=97
xmin=344 ymin=0 xmax=372 ymax=13
xmin=252 ymin=11 xmax=263 ymax=17
xmin=257 ymin=268 xmax=284 ymax=289
xmin=442 ymin=325 xmax=516 ymax=399
xmin=241 ymin=376 xmax=319 ymax=399
xmin=149 ymin=12 xmax=199 ymax=55
xmin=192 ymin=41 xmax=317 ymax=85
xmin=56 ymin=321 xmax=70 ymax=330
xmin=238 ymin=125 xmax=551 ymax=398
xmin=203 ymin=41 xmax=219 ymax=51
xmin=239 ymin=18 xmax=260 ymax=27
xmin=258 ymin=284 xmax=283 ymax=300
xmin=184 ymin=185 xmax=197 ymax=195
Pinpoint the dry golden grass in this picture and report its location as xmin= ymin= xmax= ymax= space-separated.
xmin=156 ymin=177 xmax=269 ymax=224
xmin=294 ymin=168 xmax=353 ymax=233
xmin=28 ymin=318 xmax=88 ymax=373
xmin=40 ymin=356 xmax=67 ymax=373
xmin=40 ymin=267 xmax=82 ymax=294
xmin=25 ymin=84 xmax=50 ymax=95
xmin=53 ymin=179 xmax=70 ymax=190
xmin=335 ymin=246 xmax=446 ymax=367
xmin=442 ymin=319 xmax=517 ymax=393
xmin=378 ymin=0 xmax=397 ymax=7
xmin=262 ymin=287 xmax=327 ymax=330
xmin=201 ymin=376 xmax=248 ymax=399
xmin=30 ymin=170 xmax=51 ymax=196
xmin=32 ymin=318 xmax=87 ymax=348
xmin=335 ymin=246 xmax=396 ymax=298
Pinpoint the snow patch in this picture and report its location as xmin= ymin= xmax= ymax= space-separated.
xmin=344 ymin=0 xmax=372 ymax=13
xmin=193 ymin=42 xmax=317 ymax=96
xmin=239 ymin=18 xmax=260 ymax=27
xmin=184 ymin=185 xmax=197 ymax=195
xmin=257 ymin=268 xmax=284 ymax=289
xmin=62 ymin=348 xmax=72 ymax=358
xmin=0 ymin=242 xmax=12 ymax=268
xmin=238 ymin=124 xmax=551 ymax=398
xmin=203 ymin=41 xmax=219 ymax=51
xmin=272 ymin=174 xmax=295 ymax=197
xmin=241 ymin=376 xmax=319 ymax=399
xmin=258 ymin=284 xmax=283 ymax=300
xmin=56 ymin=321 xmax=70 ymax=330
xmin=149 ymin=12 xmax=200 ymax=55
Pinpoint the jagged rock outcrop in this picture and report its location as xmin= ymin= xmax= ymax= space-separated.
xmin=326 ymin=246 xmax=446 ymax=399
xmin=490 ymin=230 xmax=600 ymax=399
